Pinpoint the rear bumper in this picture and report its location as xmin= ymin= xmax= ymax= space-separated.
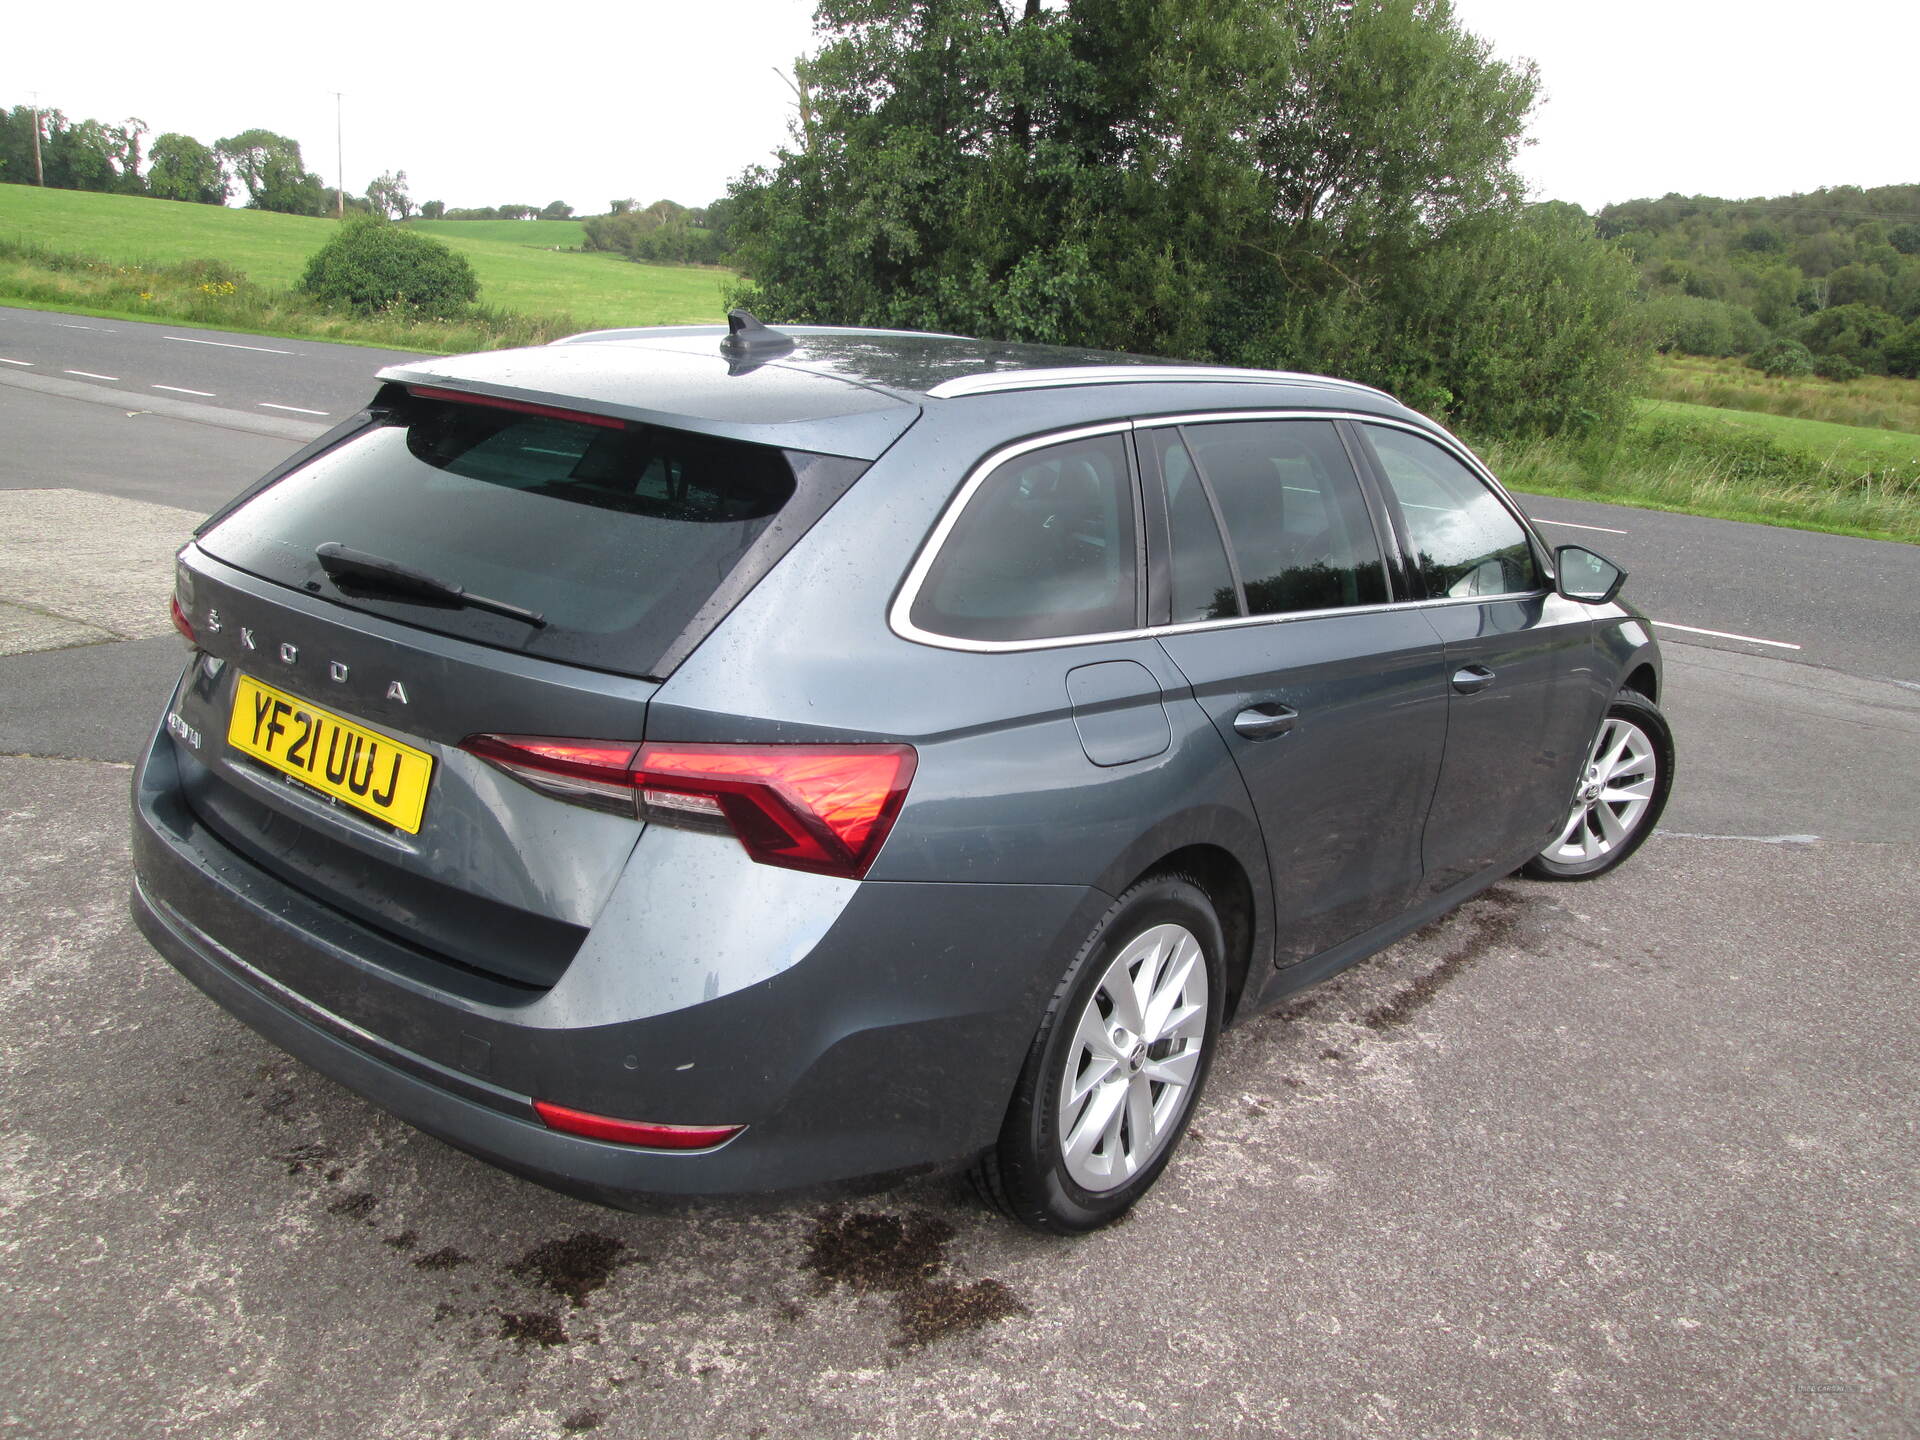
xmin=131 ymin=725 xmax=1103 ymax=1204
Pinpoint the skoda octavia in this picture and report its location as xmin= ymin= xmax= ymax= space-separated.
xmin=131 ymin=314 xmax=1672 ymax=1232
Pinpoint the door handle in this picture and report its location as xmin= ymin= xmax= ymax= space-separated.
xmin=1233 ymin=703 xmax=1297 ymax=740
xmin=1451 ymin=664 xmax=1495 ymax=695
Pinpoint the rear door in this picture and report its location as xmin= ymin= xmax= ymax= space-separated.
xmin=1352 ymin=421 xmax=1597 ymax=892
xmin=1144 ymin=418 xmax=1450 ymax=966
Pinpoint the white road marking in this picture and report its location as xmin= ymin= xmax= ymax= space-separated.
xmin=1653 ymin=620 xmax=1801 ymax=651
xmin=152 ymin=384 xmax=217 ymax=398
xmin=65 ymin=369 xmax=119 ymax=381
xmin=1534 ymin=517 xmax=1630 ymax=536
xmin=1657 ymin=831 xmax=1820 ymax=845
xmin=54 ymin=322 xmax=112 ymax=331
xmin=0 ymin=357 xmax=33 ymax=367
xmin=165 ymin=335 xmax=294 ymax=355
xmin=259 ymin=402 xmax=328 ymax=416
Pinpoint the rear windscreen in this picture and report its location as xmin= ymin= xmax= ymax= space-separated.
xmin=197 ymin=395 xmax=862 ymax=676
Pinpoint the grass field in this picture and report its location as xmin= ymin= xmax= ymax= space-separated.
xmin=405 ymin=218 xmax=589 ymax=248
xmin=0 ymin=184 xmax=731 ymax=329
xmin=1648 ymin=354 xmax=1920 ymax=434
xmin=1480 ymin=397 xmax=1920 ymax=544
xmin=1642 ymin=398 xmax=1920 ymax=470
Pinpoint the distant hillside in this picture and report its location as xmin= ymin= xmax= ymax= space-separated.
xmin=1597 ymin=183 xmax=1920 ymax=379
xmin=0 ymin=184 xmax=731 ymax=328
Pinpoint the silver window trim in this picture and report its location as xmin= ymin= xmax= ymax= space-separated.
xmin=926 ymin=367 xmax=1394 ymax=402
xmin=888 ymin=410 xmax=1552 ymax=656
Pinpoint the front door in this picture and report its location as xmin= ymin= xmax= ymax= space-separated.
xmin=1354 ymin=422 xmax=1597 ymax=891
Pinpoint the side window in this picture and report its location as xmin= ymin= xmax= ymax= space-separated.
xmin=1150 ymin=429 xmax=1240 ymax=623
xmin=1366 ymin=427 xmax=1542 ymax=599
xmin=1182 ymin=420 xmax=1388 ymax=616
xmin=911 ymin=433 xmax=1138 ymax=642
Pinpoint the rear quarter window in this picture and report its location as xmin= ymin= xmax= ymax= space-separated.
xmin=196 ymin=394 xmax=863 ymax=676
xmin=909 ymin=432 xmax=1139 ymax=643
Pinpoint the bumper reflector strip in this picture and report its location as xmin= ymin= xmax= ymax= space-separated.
xmin=533 ymin=1100 xmax=744 ymax=1150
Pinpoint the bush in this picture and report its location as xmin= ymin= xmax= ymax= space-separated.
xmin=1748 ymin=339 xmax=1814 ymax=378
xmin=1811 ymin=353 xmax=1862 ymax=382
xmin=300 ymin=215 xmax=478 ymax=316
xmin=1886 ymin=320 xmax=1920 ymax=380
xmin=1644 ymin=294 xmax=1769 ymax=357
xmin=1791 ymin=303 xmax=1901 ymax=371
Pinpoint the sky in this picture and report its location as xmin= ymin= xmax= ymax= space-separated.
xmin=3 ymin=0 xmax=1914 ymax=217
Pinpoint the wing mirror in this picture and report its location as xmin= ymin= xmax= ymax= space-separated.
xmin=1554 ymin=545 xmax=1626 ymax=605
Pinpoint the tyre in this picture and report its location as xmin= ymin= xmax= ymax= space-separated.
xmin=974 ymin=873 xmax=1224 ymax=1233
xmin=1522 ymin=689 xmax=1674 ymax=881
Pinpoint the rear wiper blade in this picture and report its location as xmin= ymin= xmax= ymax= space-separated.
xmin=314 ymin=542 xmax=547 ymax=627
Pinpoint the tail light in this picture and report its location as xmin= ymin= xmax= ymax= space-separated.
xmin=169 ymin=595 xmax=198 ymax=646
xmin=461 ymin=735 xmax=916 ymax=880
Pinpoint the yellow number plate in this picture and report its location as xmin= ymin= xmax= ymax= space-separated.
xmin=227 ymin=674 xmax=434 ymax=834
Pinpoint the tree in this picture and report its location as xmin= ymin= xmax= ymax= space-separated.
xmin=1790 ymin=231 xmax=1853 ymax=279
xmin=1732 ymin=223 xmax=1785 ymax=254
xmin=147 ymin=133 xmax=227 ymax=204
xmin=111 ymin=117 xmax=147 ymax=193
xmin=540 ymin=200 xmax=574 ymax=220
xmin=217 ymin=129 xmax=326 ymax=214
xmin=1791 ymin=302 xmax=1901 ymax=370
xmin=581 ymin=198 xmax=729 ymax=264
xmin=1825 ymin=263 xmax=1890 ymax=310
xmin=300 ymin=214 xmax=479 ymax=315
xmin=0 ymin=106 xmax=40 ymax=184
xmin=727 ymin=0 xmax=1636 ymax=437
xmin=43 ymin=116 xmax=120 ymax=191
xmin=366 ymin=169 xmax=413 ymax=220
xmin=1643 ymin=295 xmax=1768 ymax=358
xmin=420 ymin=199 xmax=445 ymax=220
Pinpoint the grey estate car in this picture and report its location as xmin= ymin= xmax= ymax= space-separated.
xmin=131 ymin=313 xmax=1672 ymax=1232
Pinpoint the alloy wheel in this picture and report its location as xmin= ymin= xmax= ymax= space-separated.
xmin=1543 ymin=716 xmax=1659 ymax=867
xmin=1056 ymin=922 xmax=1210 ymax=1193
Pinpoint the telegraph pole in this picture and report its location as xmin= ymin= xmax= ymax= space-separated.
xmin=332 ymin=91 xmax=344 ymax=218
xmin=29 ymin=92 xmax=43 ymax=186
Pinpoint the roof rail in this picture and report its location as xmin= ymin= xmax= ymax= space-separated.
xmin=551 ymin=323 xmax=970 ymax=347
xmin=924 ymin=366 xmax=1395 ymax=402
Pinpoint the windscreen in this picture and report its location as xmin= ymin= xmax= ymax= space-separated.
xmin=197 ymin=394 xmax=860 ymax=675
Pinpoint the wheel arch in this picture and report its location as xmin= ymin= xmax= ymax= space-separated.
xmin=1127 ymin=842 xmax=1260 ymax=1027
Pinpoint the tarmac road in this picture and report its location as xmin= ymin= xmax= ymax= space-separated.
xmin=0 ymin=303 xmax=421 ymax=421
xmin=0 ymin=315 xmax=1916 ymax=1440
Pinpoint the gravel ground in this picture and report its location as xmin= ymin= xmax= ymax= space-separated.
xmin=2 ymin=642 xmax=1915 ymax=1438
